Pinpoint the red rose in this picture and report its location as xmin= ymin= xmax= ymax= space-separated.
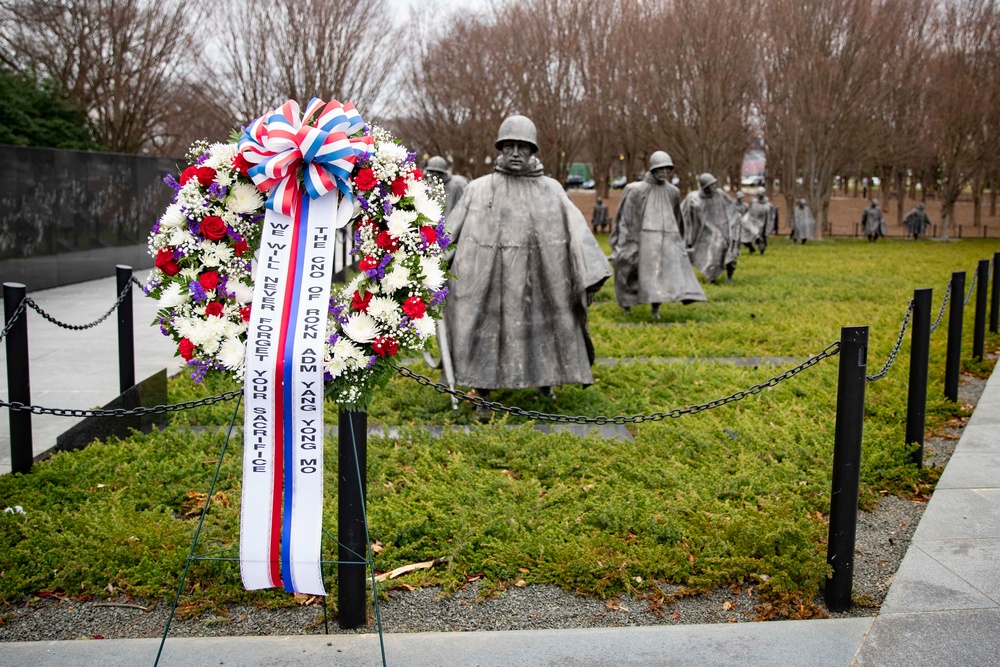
xmin=358 ymin=255 xmax=379 ymax=271
xmin=155 ymin=247 xmax=180 ymax=276
xmin=354 ymin=168 xmax=377 ymax=191
xmin=178 ymin=338 xmax=196 ymax=361
xmin=376 ymin=231 xmax=399 ymax=252
xmin=205 ymin=302 xmax=224 ymax=317
xmin=240 ymin=305 xmax=252 ymax=322
xmin=372 ymin=335 xmax=399 ymax=357
xmin=352 ymin=290 xmax=373 ymax=312
xmin=411 ymin=168 xmax=423 ymax=181
xmin=180 ymin=165 xmax=216 ymax=187
xmin=390 ymin=177 xmax=408 ymax=197
xmin=402 ymin=296 xmax=426 ymax=319
xmin=232 ymin=240 xmax=249 ymax=256
xmin=232 ymin=153 xmax=253 ymax=177
xmin=199 ymin=270 xmax=219 ymax=291
xmin=200 ymin=216 xmax=228 ymax=241
xmin=420 ymin=225 xmax=437 ymax=244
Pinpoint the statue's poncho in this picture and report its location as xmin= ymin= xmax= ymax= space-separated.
xmin=741 ymin=197 xmax=776 ymax=244
xmin=440 ymin=172 xmax=469 ymax=216
xmin=793 ymin=205 xmax=817 ymax=240
xmin=862 ymin=206 xmax=886 ymax=237
xmin=904 ymin=207 xmax=930 ymax=237
xmin=444 ymin=156 xmax=611 ymax=389
xmin=682 ymin=189 xmax=741 ymax=283
xmin=609 ymin=173 xmax=705 ymax=307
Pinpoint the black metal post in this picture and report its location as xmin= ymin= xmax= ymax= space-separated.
xmin=906 ymin=289 xmax=932 ymax=468
xmin=973 ymin=260 xmax=989 ymax=360
xmin=825 ymin=325 xmax=869 ymax=613
xmin=944 ymin=272 xmax=965 ymax=402
xmin=990 ymin=251 xmax=1000 ymax=334
xmin=4 ymin=283 xmax=33 ymax=474
xmin=338 ymin=410 xmax=367 ymax=629
xmin=116 ymin=265 xmax=135 ymax=393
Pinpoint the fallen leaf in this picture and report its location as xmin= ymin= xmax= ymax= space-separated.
xmin=371 ymin=541 xmax=384 ymax=554
xmin=373 ymin=557 xmax=446 ymax=583
xmin=514 ymin=579 xmax=527 ymax=587
xmin=518 ymin=568 xmax=530 ymax=573
xmin=723 ymin=601 xmax=733 ymax=611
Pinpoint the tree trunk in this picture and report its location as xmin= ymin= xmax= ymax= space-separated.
xmin=972 ymin=175 xmax=983 ymax=227
xmin=990 ymin=177 xmax=997 ymax=217
xmin=895 ymin=169 xmax=906 ymax=226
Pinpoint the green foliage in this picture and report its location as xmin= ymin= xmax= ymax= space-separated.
xmin=0 ymin=67 xmax=100 ymax=151
xmin=1 ymin=238 xmax=998 ymax=613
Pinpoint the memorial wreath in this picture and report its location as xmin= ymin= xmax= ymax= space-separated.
xmin=144 ymin=100 xmax=450 ymax=411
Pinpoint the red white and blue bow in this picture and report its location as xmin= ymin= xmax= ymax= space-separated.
xmin=239 ymin=98 xmax=374 ymax=219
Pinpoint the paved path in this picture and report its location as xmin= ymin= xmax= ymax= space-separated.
xmin=1 ymin=275 xmax=999 ymax=665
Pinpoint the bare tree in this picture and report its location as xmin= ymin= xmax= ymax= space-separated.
xmin=216 ymin=0 xmax=401 ymax=126
xmin=0 ymin=0 xmax=208 ymax=154
xmin=926 ymin=0 xmax=1000 ymax=237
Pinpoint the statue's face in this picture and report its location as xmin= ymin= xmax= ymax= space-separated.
xmin=500 ymin=140 xmax=533 ymax=173
xmin=702 ymin=182 xmax=716 ymax=195
xmin=651 ymin=166 xmax=672 ymax=183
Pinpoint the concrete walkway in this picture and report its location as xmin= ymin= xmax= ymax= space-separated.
xmin=1 ymin=275 xmax=999 ymax=666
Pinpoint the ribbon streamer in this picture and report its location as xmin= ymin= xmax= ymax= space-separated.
xmin=238 ymin=98 xmax=371 ymax=595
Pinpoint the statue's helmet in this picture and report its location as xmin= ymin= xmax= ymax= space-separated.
xmin=735 ymin=191 xmax=744 ymax=200
xmin=426 ymin=156 xmax=449 ymax=173
xmin=698 ymin=173 xmax=717 ymax=189
xmin=495 ymin=115 xmax=538 ymax=153
xmin=798 ymin=198 xmax=806 ymax=205
xmin=648 ymin=151 xmax=674 ymax=171
xmin=756 ymin=186 xmax=767 ymax=197
xmin=872 ymin=199 xmax=879 ymax=206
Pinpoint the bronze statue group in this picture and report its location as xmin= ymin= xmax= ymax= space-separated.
xmin=420 ymin=115 xmax=933 ymax=404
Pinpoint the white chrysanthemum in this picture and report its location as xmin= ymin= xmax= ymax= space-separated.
xmin=175 ymin=315 xmax=234 ymax=355
xmin=386 ymin=208 xmax=417 ymax=238
xmin=367 ymin=296 xmax=402 ymax=325
xmin=158 ymin=281 xmax=187 ymax=309
xmin=230 ymin=279 xmax=254 ymax=304
xmin=217 ymin=336 xmax=246 ymax=371
xmin=159 ymin=203 xmax=186 ymax=229
xmin=419 ymin=255 xmax=446 ymax=290
xmin=205 ymin=143 xmax=238 ymax=172
xmin=382 ymin=262 xmax=411 ymax=293
xmin=413 ymin=314 xmax=437 ymax=339
xmin=375 ymin=141 xmax=408 ymax=166
xmin=326 ymin=338 xmax=366 ymax=377
xmin=167 ymin=227 xmax=195 ymax=248
xmin=342 ymin=312 xmax=379 ymax=344
xmin=199 ymin=241 xmax=233 ymax=268
xmin=226 ymin=181 xmax=265 ymax=214
xmin=412 ymin=187 xmax=443 ymax=224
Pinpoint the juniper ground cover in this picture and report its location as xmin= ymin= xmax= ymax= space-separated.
xmin=1 ymin=237 xmax=998 ymax=618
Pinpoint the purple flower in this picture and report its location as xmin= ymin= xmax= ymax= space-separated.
xmin=365 ymin=355 xmax=377 ymax=370
xmin=188 ymin=358 xmax=213 ymax=383
xmin=429 ymin=287 xmax=449 ymax=306
xmin=357 ymin=195 xmax=369 ymax=211
xmin=328 ymin=333 xmax=339 ymax=346
xmin=406 ymin=151 xmax=417 ymax=164
xmin=196 ymin=152 xmax=210 ymax=165
xmin=324 ymin=370 xmax=333 ymax=382
xmin=438 ymin=233 xmax=451 ymax=250
xmin=189 ymin=281 xmax=207 ymax=302
xmin=382 ymin=198 xmax=393 ymax=216
xmin=208 ymin=182 xmax=228 ymax=199
xmin=163 ymin=174 xmax=182 ymax=191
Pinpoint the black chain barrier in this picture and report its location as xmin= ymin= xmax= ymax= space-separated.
xmin=0 ymin=297 xmax=29 ymax=344
xmin=393 ymin=341 xmax=842 ymax=424
xmin=930 ymin=279 xmax=951 ymax=333
xmin=23 ymin=277 xmax=138 ymax=331
xmin=0 ymin=390 xmax=242 ymax=418
xmin=964 ymin=269 xmax=977 ymax=305
xmin=866 ymin=299 xmax=914 ymax=383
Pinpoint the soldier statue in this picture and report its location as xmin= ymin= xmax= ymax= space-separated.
xmin=609 ymin=151 xmax=705 ymax=318
xmin=861 ymin=199 xmax=886 ymax=242
xmin=903 ymin=202 xmax=931 ymax=239
xmin=682 ymin=173 xmax=742 ymax=284
xmin=741 ymin=187 xmax=775 ymax=255
xmin=443 ymin=115 xmax=611 ymax=401
xmin=425 ymin=156 xmax=468 ymax=217
xmin=592 ymin=196 xmax=611 ymax=233
xmin=792 ymin=199 xmax=816 ymax=244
